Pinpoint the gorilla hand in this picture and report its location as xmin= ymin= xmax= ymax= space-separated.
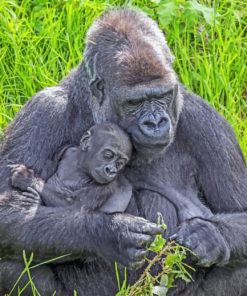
xmin=11 ymin=164 xmax=35 ymax=191
xmin=173 ymin=218 xmax=230 ymax=267
xmin=92 ymin=213 xmax=163 ymax=269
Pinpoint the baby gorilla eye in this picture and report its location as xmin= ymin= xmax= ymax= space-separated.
xmin=103 ymin=149 xmax=115 ymax=160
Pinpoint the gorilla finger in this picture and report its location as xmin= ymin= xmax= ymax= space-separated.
xmin=22 ymin=192 xmax=34 ymax=198
xmin=169 ymin=233 xmax=178 ymax=241
xmin=12 ymin=164 xmax=26 ymax=173
xmin=11 ymin=171 xmax=20 ymax=178
xmin=183 ymin=235 xmax=199 ymax=250
xmin=127 ymin=259 xmax=146 ymax=270
xmin=128 ymin=233 xmax=154 ymax=248
xmin=175 ymin=227 xmax=198 ymax=246
xmin=22 ymin=190 xmax=40 ymax=202
xmin=173 ymin=234 xmax=184 ymax=246
xmin=196 ymin=257 xmax=214 ymax=267
xmin=27 ymin=187 xmax=40 ymax=198
xmin=131 ymin=221 xmax=164 ymax=236
xmin=143 ymin=223 xmax=164 ymax=235
xmin=190 ymin=245 xmax=211 ymax=265
xmin=8 ymin=164 xmax=22 ymax=171
xmin=126 ymin=248 xmax=149 ymax=261
xmin=177 ymin=225 xmax=191 ymax=239
xmin=189 ymin=252 xmax=200 ymax=263
xmin=10 ymin=167 xmax=18 ymax=175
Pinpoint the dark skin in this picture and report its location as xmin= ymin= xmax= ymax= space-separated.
xmin=0 ymin=8 xmax=246 ymax=296
xmin=11 ymin=123 xmax=133 ymax=213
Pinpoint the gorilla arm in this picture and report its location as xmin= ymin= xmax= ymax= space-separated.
xmin=133 ymin=180 xmax=212 ymax=221
xmin=0 ymin=88 xmax=162 ymax=267
xmin=175 ymin=92 xmax=247 ymax=267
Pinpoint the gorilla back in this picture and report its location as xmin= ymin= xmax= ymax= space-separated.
xmin=0 ymin=8 xmax=247 ymax=296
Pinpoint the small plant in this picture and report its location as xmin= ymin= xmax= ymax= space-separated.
xmin=116 ymin=221 xmax=194 ymax=296
xmin=5 ymin=251 xmax=72 ymax=296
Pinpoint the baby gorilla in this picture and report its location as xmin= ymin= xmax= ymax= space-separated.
xmin=11 ymin=122 xmax=133 ymax=213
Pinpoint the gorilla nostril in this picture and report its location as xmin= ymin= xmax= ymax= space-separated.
xmin=105 ymin=167 xmax=116 ymax=177
xmin=158 ymin=117 xmax=168 ymax=127
xmin=143 ymin=121 xmax=156 ymax=129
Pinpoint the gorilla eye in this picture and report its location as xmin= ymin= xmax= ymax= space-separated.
xmin=103 ymin=149 xmax=114 ymax=160
xmin=127 ymin=99 xmax=142 ymax=107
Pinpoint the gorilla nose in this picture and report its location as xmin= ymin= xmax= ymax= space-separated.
xmin=140 ymin=114 xmax=170 ymax=138
xmin=104 ymin=166 xmax=117 ymax=178
xmin=143 ymin=117 xmax=168 ymax=130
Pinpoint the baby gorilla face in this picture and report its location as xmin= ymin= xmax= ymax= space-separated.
xmin=91 ymin=145 xmax=129 ymax=184
xmin=80 ymin=123 xmax=133 ymax=184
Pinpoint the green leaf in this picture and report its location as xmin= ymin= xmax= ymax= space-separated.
xmin=149 ymin=234 xmax=166 ymax=252
xmin=157 ymin=1 xmax=178 ymax=27
xmin=165 ymin=253 xmax=181 ymax=267
xmin=160 ymin=274 xmax=169 ymax=287
xmin=188 ymin=0 xmax=219 ymax=25
xmin=160 ymin=223 xmax=167 ymax=230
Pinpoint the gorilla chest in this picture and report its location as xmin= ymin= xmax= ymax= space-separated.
xmin=127 ymin=149 xmax=199 ymax=235
xmin=130 ymin=148 xmax=198 ymax=195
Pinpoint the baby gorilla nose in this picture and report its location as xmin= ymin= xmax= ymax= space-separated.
xmin=104 ymin=165 xmax=117 ymax=180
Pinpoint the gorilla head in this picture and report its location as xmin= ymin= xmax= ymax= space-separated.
xmin=84 ymin=9 xmax=183 ymax=159
xmin=80 ymin=123 xmax=132 ymax=184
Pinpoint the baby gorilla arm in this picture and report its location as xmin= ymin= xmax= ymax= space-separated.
xmin=11 ymin=164 xmax=72 ymax=207
xmin=11 ymin=165 xmax=133 ymax=213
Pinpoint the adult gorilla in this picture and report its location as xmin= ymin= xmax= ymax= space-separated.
xmin=0 ymin=8 xmax=247 ymax=296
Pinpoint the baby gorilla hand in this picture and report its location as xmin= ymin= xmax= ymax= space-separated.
xmin=173 ymin=218 xmax=230 ymax=267
xmin=11 ymin=164 xmax=35 ymax=191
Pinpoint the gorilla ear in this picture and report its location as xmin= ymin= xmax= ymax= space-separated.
xmin=80 ymin=130 xmax=92 ymax=152
xmin=85 ymin=52 xmax=105 ymax=106
xmin=90 ymin=78 xmax=105 ymax=106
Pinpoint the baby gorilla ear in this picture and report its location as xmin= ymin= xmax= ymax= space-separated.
xmin=80 ymin=130 xmax=92 ymax=151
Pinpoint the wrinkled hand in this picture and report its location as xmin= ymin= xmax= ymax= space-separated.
xmin=94 ymin=213 xmax=164 ymax=269
xmin=172 ymin=218 xmax=230 ymax=267
xmin=11 ymin=164 xmax=35 ymax=191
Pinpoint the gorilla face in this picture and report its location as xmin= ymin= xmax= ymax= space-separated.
xmin=89 ymin=78 xmax=180 ymax=159
xmin=95 ymin=81 xmax=178 ymax=158
xmin=108 ymin=81 xmax=180 ymax=158
xmin=79 ymin=123 xmax=132 ymax=183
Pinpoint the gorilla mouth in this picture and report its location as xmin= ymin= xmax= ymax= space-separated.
xmin=131 ymin=130 xmax=170 ymax=149
xmin=133 ymin=141 xmax=167 ymax=153
xmin=128 ymin=129 xmax=171 ymax=160
xmin=92 ymin=170 xmax=114 ymax=184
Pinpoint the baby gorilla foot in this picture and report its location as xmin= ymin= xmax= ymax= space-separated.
xmin=11 ymin=164 xmax=35 ymax=191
